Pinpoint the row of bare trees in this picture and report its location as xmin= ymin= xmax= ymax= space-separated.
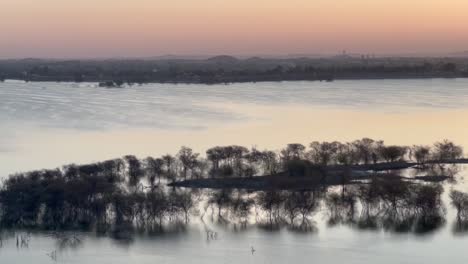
xmin=1 ymin=166 xmax=467 ymax=234
xmin=0 ymin=158 xmax=196 ymax=230
xmin=0 ymin=138 xmax=464 ymax=232
xmin=283 ymin=138 xmax=463 ymax=166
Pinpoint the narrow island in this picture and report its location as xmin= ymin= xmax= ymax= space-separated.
xmin=1 ymin=138 xmax=468 ymax=236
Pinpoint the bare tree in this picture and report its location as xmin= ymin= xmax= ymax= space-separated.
xmin=281 ymin=143 xmax=306 ymax=162
xmin=412 ymin=145 xmax=431 ymax=164
xmin=307 ymin=141 xmax=341 ymax=165
xmin=177 ymin=147 xmax=200 ymax=180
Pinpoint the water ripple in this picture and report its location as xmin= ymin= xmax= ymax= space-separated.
xmin=1 ymin=79 xmax=468 ymax=131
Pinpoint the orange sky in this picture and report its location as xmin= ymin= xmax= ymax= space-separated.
xmin=1 ymin=0 xmax=467 ymax=58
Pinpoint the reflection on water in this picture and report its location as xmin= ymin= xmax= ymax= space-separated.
xmin=0 ymin=181 xmax=468 ymax=264
xmin=1 ymin=79 xmax=468 ymax=177
xmin=1 ymin=79 xmax=468 ymax=263
xmin=0 ymin=165 xmax=468 ymax=264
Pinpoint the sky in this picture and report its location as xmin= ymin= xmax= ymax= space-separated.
xmin=0 ymin=0 xmax=467 ymax=58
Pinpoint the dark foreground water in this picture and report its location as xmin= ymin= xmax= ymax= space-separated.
xmin=1 ymin=169 xmax=468 ymax=264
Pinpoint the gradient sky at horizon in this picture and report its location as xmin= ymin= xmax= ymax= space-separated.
xmin=1 ymin=0 xmax=467 ymax=58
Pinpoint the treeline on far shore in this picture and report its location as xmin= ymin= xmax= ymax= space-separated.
xmin=1 ymin=56 xmax=468 ymax=84
xmin=0 ymin=138 xmax=467 ymax=235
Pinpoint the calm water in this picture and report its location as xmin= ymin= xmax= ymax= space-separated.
xmin=1 ymin=79 xmax=468 ymax=177
xmin=1 ymin=175 xmax=468 ymax=264
xmin=1 ymin=79 xmax=468 ymax=263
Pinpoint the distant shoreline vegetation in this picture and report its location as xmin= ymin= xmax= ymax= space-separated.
xmin=1 ymin=56 xmax=468 ymax=85
xmin=1 ymin=138 xmax=468 ymax=235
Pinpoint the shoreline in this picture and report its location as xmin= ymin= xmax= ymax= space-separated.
xmin=2 ymin=56 xmax=467 ymax=85
xmin=2 ymin=74 xmax=467 ymax=85
xmin=2 ymin=75 xmax=468 ymax=86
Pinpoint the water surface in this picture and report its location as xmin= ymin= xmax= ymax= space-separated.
xmin=1 ymin=79 xmax=468 ymax=263
xmin=1 ymin=79 xmax=468 ymax=177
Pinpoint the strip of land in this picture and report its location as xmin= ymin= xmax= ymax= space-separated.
xmin=1 ymin=56 xmax=468 ymax=84
xmin=169 ymin=160 xmax=467 ymax=190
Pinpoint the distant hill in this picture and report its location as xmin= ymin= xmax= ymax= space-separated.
xmin=146 ymin=54 xmax=212 ymax=60
xmin=206 ymin=55 xmax=239 ymax=63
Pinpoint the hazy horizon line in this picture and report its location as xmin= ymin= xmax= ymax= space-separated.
xmin=1 ymin=50 xmax=468 ymax=61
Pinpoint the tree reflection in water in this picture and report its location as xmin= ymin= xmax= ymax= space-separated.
xmin=0 ymin=139 xmax=466 ymax=253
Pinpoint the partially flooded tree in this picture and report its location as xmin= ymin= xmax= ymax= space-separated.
xmin=230 ymin=145 xmax=249 ymax=177
xmin=124 ymin=155 xmax=143 ymax=187
xmin=230 ymin=193 xmax=254 ymax=224
xmin=412 ymin=145 xmax=431 ymax=165
xmin=283 ymin=192 xmax=301 ymax=225
xmin=356 ymin=178 xmax=381 ymax=221
xmin=335 ymin=143 xmax=360 ymax=165
xmin=284 ymin=191 xmax=320 ymax=228
xmin=145 ymin=189 xmax=168 ymax=228
xmin=101 ymin=158 xmax=125 ymax=183
xmin=245 ymin=148 xmax=278 ymax=177
xmin=192 ymin=158 xmax=209 ymax=179
xmin=261 ymin=150 xmax=280 ymax=175
xmin=0 ymin=173 xmax=44 ymax=226
xmin=256 ymin=191 xmax=284 ymax=225
xmin=352 ymin=138 xmax=383 ymax=164
xmin=245 ymin=148 xmax=264 ymax=167
xmin=177 ymin=147 xmax=199 ymax=180
xmin=281 ymin=143 xmax=306 ymax=162
xmin=408 ymin=183 xmax=445 ymax=233
xmin=112 ymin=191 xmax=139 ymax=226
xmin=449 ymin=190 xmax=468 ymax=232
xmin=428 ymin=140 xmax=463 ymax=177
xmin=450 ymin=190 xmax=468 ymax=221
xmin=206 ymin=146 xmax=248 ymax=178
xmin=168 ymin=190 xmax=196 ymax=223
xmin=206 ymin=146 xmax=223 ymax=172
xmin=432 ymin=140 xmax=463 ymax=161
xmin=207 ymin=190 xmax=233 ymax=218
xmin=377 ymin=145 xmax=407 ymax=163
xmin=145 ymin=157 xmax=164 ymax=188
xmin=162 ymin=154 xmax=176 ymax=182
xmin=307 ymin=141 xmax=341 ymax=165
xmin=325 ymin=188 xmax=357 ymax=226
